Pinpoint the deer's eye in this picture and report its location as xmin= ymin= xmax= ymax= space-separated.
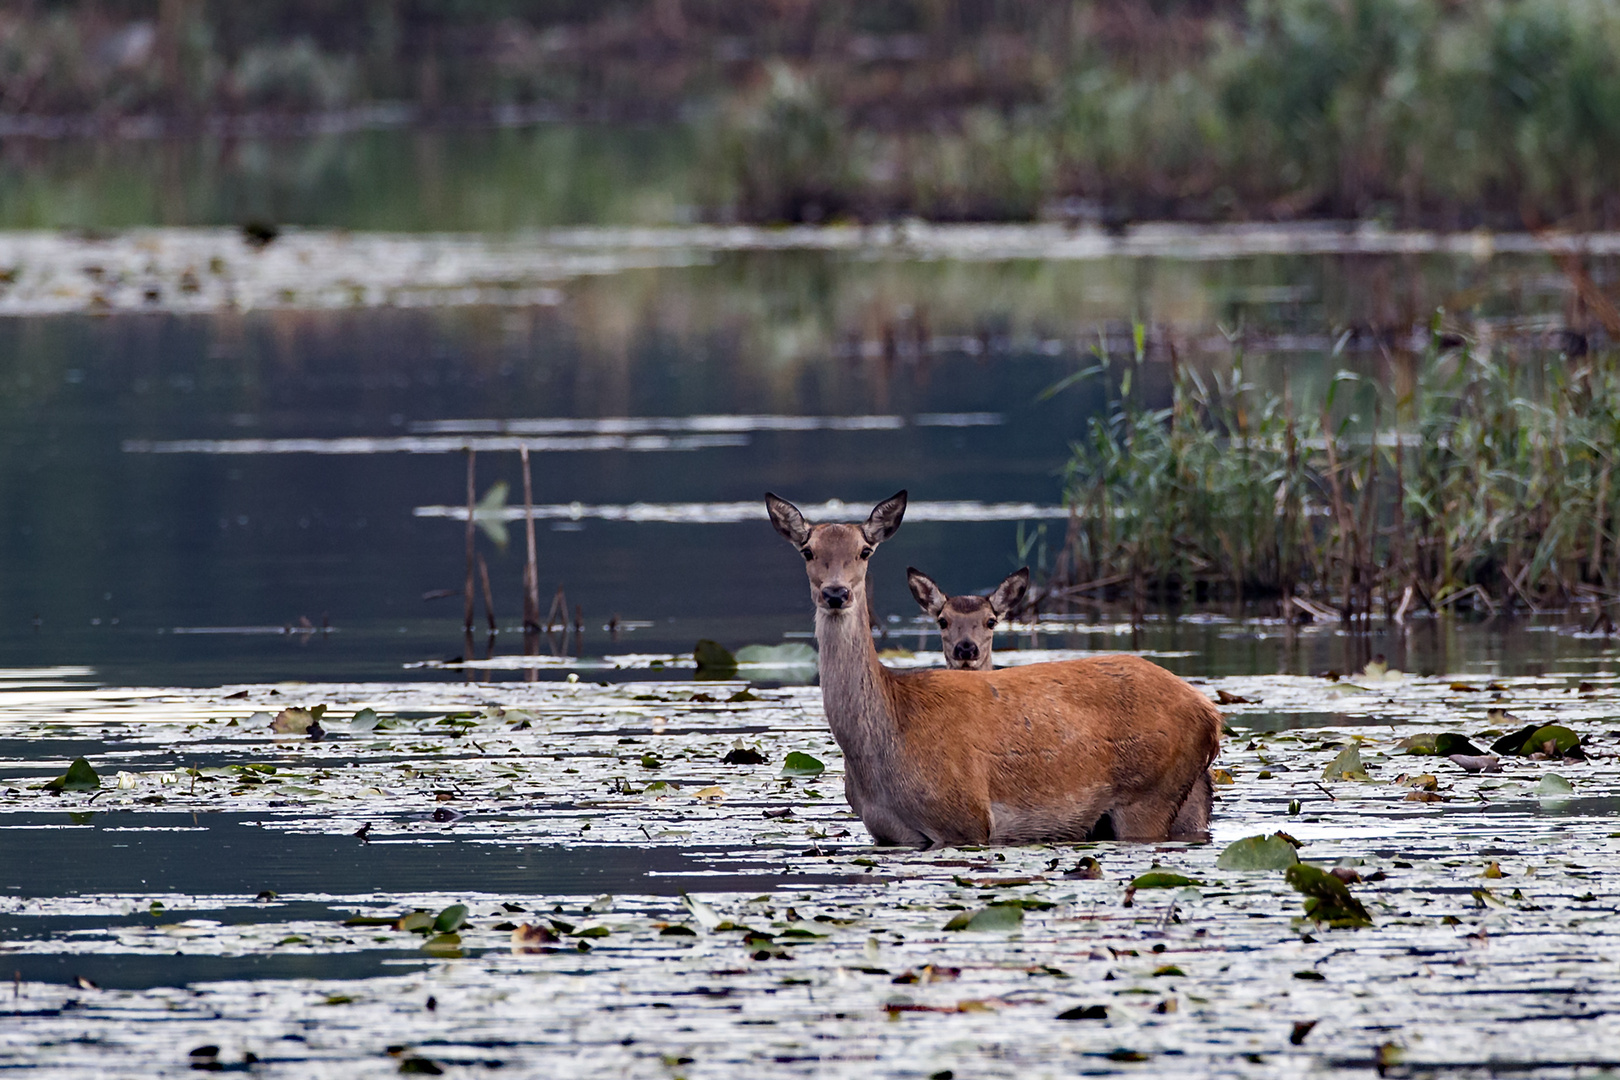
xmin=986 ymin=618 xmax=997 ymax=629
xmin=801 ymin=548 xmax=814 ymax=562
xmin=859 ymin=547 xmax=872 ymax=560
xmin=937 ymin=618 xmax=948 ymax=629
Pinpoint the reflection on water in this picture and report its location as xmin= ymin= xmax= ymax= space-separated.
xmin=0 ymin=226 xmax=1612 ymax=684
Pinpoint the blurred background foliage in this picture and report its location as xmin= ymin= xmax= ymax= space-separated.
xmin=2 ymin=0 xmax=1619 ymax=228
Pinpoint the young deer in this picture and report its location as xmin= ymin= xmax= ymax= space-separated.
xmin=907 ymin=567 xmax=1029 ymax=670
xmin=766 ymin=490 xmax=1218 ymax=848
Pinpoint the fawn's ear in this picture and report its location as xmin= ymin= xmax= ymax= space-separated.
xmin=989 ymin=567 xmax=1030 ymax=617
xmin=861 ymin=490 xmax=908 ymax=545
xmin=906 ymin=567 xmax=947 ymax=617
xmin=765 ymin=493 xmax=812 ymax=547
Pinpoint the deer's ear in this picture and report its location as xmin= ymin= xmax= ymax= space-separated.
xmin=765 ymin=493 xmax=812 ymax=547
xmin=989 ymin=567 xmax=1030 ymax=617
xmin=861 ymin=489 xmax=907 ymax=545
xmin=906 ymin=567 xmax=947 ymax=617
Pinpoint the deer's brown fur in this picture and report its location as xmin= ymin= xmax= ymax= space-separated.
xmin=767 ymin=490 xmax=1220 ymax=848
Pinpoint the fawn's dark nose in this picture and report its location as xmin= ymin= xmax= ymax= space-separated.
xmin=953 ymin=641 xmax=980 ymax=662
xmin=821 ymin=586 xmax=850 ymax=609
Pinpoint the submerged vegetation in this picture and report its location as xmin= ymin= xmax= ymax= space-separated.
xmin=1052 ymin=327 xmax=1620 ymax=621
xmin=4 ymin=1 xmax=1620 ymax=228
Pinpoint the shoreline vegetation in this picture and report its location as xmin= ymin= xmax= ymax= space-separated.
xmin=3 ymin=1 xmax=1619 ymax=230
xmin=1043 ymin=325 xmax=1620 ymax=627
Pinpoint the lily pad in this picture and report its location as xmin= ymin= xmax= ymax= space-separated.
xmin=270 ymin=705 xmax=325 ymax=735
xmin=1215 ymin=834 xmax=1300 ymax=870
xmin=432 ymin=904 xmax=468 ymax=933
xmin=1497 ymin=724 xmax=1584 ymax=759
xmin=943 ymin=903 xmax=1024 ymax=932
xmin=734 ymin=642 xmax=818 ymax=667
xmin=1286 ymin=863 xmax=1372 ymax=928
xmin=43 ymin=757 xmax=100 ymax=792
xmin=1433 ymin=733 xmax=1485 ymax=757
xmin=1535 ymin=773 xmax=1575 ymax=799
xmin=1129 ymin=872 xmax=1202 ymax=889
xmin=1321 ymin=744 xmax=1372 ymax=781
xmin=781 ymin=752 xmax=825 ymax=777
xmin=693 ymin=639 xmax=737 ymax=675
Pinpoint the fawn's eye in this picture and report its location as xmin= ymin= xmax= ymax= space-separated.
xmin=937 ymin=618 xmax=948 ymax=629
xmin=986 ymin=618 xmax=997 ymax=629
xmin=859 ymin=547 xmax=872 ymax=560
xmin=801 ymin=548 xmax=814 ymax=561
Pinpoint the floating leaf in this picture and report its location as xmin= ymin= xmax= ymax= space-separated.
xmin=1535 ymin=773 xmax=1574 ymax=799
xmin=693 ymin=640 xmax=737 ymax=675
xmin=1448 ymin=754 xmax=1502 ymax=773
xmin=1215 ymin=834 xmax=1300 ymax=871
xmin=1056 ymin=1005 xmax=1108 ymax=1020
xmin=270 ymin=705 xmax=325 ymax=735
xmin=735 ymin=642 xmax=818 ymax=668
xmin=399 ymin=1057 xmax=444 ymax=1075
xmin=1500 ymin=725 xmax=1585 ymax=760
xmin=1129 ymin=872 xmax=1201 ymax=889
xmin=420 ymin=933 xmax=462 ymax=957
xmin=432 ymin=904 xmax=468 ymax=933
xmin=681 ymin=893 xmax=723 ymax=930
xmin=43 ymin=758 xmax=100 ymax=792
xmin=349 ymin=707 xmax=379 ymax=731
xmin=1396 ymin=733 xmax=1437 ymax=755
xmin=396 ymin=911 xmax=435 ymax=934
xmin=692 ymin=785 xmax=725 ymax=801
xmin=1433 ymin=733 xmax=1485 ymax=757
xmin=1321 ymin=744 xmax=1371 ymax=781
xmin=1286 ymin=863 xmax=1372 ymax=928
xmin=781 ymin=752 xmax=825 ymax=777
xmin=943 ymin=903 xmax=1024 ymax=932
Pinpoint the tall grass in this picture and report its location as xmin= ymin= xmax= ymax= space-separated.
xmin=1054 ymin=330 xmax=1620 ymax=620
xmin=711 ymin=0 xmax=1620 ymax=228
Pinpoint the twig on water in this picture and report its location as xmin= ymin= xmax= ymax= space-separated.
xmin=463 ymin=448 xmax=477 ymax=632
xmin=520 ymin=445 xmax=541 ymax=632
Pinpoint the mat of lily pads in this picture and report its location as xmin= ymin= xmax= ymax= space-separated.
xmin=3 ymin=664 xmax=1620 ymax=1078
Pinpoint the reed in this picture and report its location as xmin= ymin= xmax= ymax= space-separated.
xmin=1052 ymin=329 xmax=1620 ymax=620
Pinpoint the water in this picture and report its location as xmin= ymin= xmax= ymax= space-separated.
xmin=4 ymin=125 xmax=1620 ymax=1076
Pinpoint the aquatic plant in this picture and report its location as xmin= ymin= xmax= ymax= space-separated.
xmin=1052 ymin=325 xmax=1620 ymax=620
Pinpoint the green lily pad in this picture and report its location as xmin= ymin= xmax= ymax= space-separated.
xmin=1286 ymin=863 xmax=1372 ymax=928
xmin=734 ymin=642 xmax=818 ymax=667
xmin=1321 ymin=744 xmax=1371 ymax=781
xmin=1433 ymin=733 xmax=1485 ymax=757
xmin=1535 ymin=773 xmax=1574 ymax=799
xmin=1129 ymin=872 xmax=1202 ymax=889
xmin=1516 ymin=725 xmax=1583 ymax=759
xmin=693 ymin=639 xmax=737 ymax=675
xmin=1396 ymin=733 xmax=1438 ymax=755
xmin=1215 ymin=834 xmax=1300 ymax=870
xmin=781 ymin=752 xmax=825 ymax=777
xmin=432 ymin=904 xmax=468 ymax=933
xmin=943 ymin=903 xmax=1025 ymax=932
xmin=420 ymin=933 xmax=462 ymax=957
xmin=396 ymin=911 xmax=435 ymax=934
xmin=43 ymin=757 xmax=100 ymax=792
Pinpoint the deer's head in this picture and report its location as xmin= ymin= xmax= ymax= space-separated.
xmin=906 ymin=567 xmax=1029 ymax=670
xmin=765 ymin=491 xmax=907 ymax=616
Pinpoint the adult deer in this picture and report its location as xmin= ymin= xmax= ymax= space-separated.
xmin=907 ymin=566 xmax=1029 ymax=670
xmin=766 ymin=490 xmax=1218 ymax=847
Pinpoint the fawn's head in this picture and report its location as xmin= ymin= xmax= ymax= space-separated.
xmin=906 ymin=567 xmax=1029 ymax=670
xmin=766 ymin=491 xmax=908 ymax=616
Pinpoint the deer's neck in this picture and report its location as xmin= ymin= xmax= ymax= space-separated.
xmin=814 ymin=604 xmax=899 ymax=767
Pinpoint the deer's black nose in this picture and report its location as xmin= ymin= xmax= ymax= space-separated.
xmin=953 ymin=641 xmax=980 ymax=661
xmin=821 ymin=586 xmax=850 ymax=609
